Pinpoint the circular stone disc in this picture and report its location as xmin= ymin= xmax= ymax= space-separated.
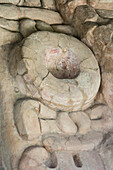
xmin=17 ymin=31 xmax=100 ymax=111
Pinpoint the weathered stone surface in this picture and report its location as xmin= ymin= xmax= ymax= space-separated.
xmin=102 ymin=73 xmax=113 ymax=108
xmin=88 ymin=0 xmax=113 ymax=10
xmin=41 ymin=119 xmax=61 ymax=134
xmin=43 ymin=131 xmax=103 ymax=152
xmin=52 ymin=25 xmax=77 ymax=36
xmin=9 ymin=32 xmax=100 ymax=112
xmin=72 ymin=5 xmax=99 ymax=38
xmin=39 ymin=104 xmax=56 ymax=119
xmin=14 ymin=100 xmax=41 ymax=140
xmin=0 ymin=5 xmax=63 ymax=24
xmin=70 ymin=111 xmax=91 ymax=134
xmin=96 ymin=9 xmax=113 ymax=19
xmin=0 ymin=0 xmax=19 ymax=4
xmin=86 ymin=105 xmax=105 ymax=120
xmin=20 ymin=19 xmax=37 ymax=37
xmin=42 ymin=0 xmax=56 ymax=10
xmin=0 ymin=18 xmax=19 ymax=32
xmin=57 ymin=112 xmax=77 ymax=135
xmin=98 ymin=133 xmax=113 ymax=170
xmin=23 ymin=0 xmax=41 ymax=7
xmin=19 ymin=147 xmax=49 ymax=170
xmin=91 ymin=105 xmax=113 ymax=132
xmin=56 ymin=0 xmax=87 ymax=23
xmin=0 ymin=27 xmax=22 ymax=46
xmin=36 ymin=20 xmax=54 ymax=32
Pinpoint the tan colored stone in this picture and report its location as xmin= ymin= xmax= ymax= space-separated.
xmin=14 ymin=100 xmax=41 ymax=140
xmin=42 ymin=0 xmax=56 ymax=10
xmin=0 ymin=27 xmax=22 ymax=46
xmin=96 ymin=9 xmax=113 ymax=19
xmin=0 ymin=5 xmax=63 ymax=25
xmin=91 ymin=106 xmax=113 ymax=132
xmin=57 ymin=112 xmax=77 ymax=135
xmin=98 ymin=132 xmax=113 ymax=170
xmin=88 ymin=0 xmax=113 ymax=10
xmin=52 ymin=25 xmax=77 ymax=36
xmin=19 ymin=147 xmax=49 ymax=170
xmin=39 ymin=104 xmax=56 ymax=119
xmin=11 ymin=32 xmax=100 ymax=112
xmin=36 ymin=20 xmax=54 ymax=32
xmin=70 ymin=111 xmax=91 ymax=134
xmin=0 ymin=0 xmax=19 ymax=4
xmin=41 ymin=119 xmax=61 ymax=134
xmin=0 ymin=18 xmax=19 ymax=32
xmin=24 ymin=0 xmax=41 ymax=7
xmin=20 ymin=19 xmax=37 ymax=37
xmin=56 ymin=0 xmax=87 ymax=23
xmin=102 ymin=73 xmax=113 ymax=108
xmin=43 ymin=131 xmax=103 ymax=152
xmin=86 ymin=105 xmax=105 ymax=120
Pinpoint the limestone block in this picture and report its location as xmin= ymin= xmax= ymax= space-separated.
xmin=0 ymin=27 xmax=22 ymax=46
xmin=57 ymin=112 xmax=77 ymax=135
xmin=88 ymin=0 xmax=113 ymax=10
xmin=86 ymin=105 xmax=105 ymax=120
xmin=43 ymin=131 xmax=103 ymax=152
xmin=20 ymin=19 xmax=37 ymax=37
xmin=52 ymin=25 xmax=77 ymax=36
xmin=0 ymin=0 xmax=19 ymax=4
xmin=9 ymin=32 xmax=100 ymax=112
xmin=39 ymin=104 xmax=56 ymax=119
xmin=0 ymin=18 xmax=19 ymax=32
xmin=19 ymin=147 xmax=49 ymax=170
xmin=36 ymin=20 xmax=54 ymax=32
xmin=41 ymin=119 xmax=61 ymax=134
xmin=70 ymin=112 xmax=91 ymax=134
xmin=14 ymin=100 xmax=40 ymax=140
xmin=0 ymin=5 xmax=63 ymax=24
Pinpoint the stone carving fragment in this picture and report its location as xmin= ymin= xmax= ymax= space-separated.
xmin=9 ymin=31 xmax=100 ymax=112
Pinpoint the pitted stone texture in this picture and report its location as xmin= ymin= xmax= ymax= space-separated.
xmin=88 ymin=0 xmax=113 ymax=10
xmin=57 ymin=112 xmax=77 ymax=135
xmin=14 ymin=100 xmax=41 ymax=140
xmin=20 ymin=19 xmax=37 ymax=37
xmin=70 ymin=111 xmax=91 ymax=134
xmin=9 ymin=31 xmax=100 ymax=112
xmin=55 ymin=0 xmax=87 ymax=23
xmin=0 ymin=5 xmax=63 ymax=25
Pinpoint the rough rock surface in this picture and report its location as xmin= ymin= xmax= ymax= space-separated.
xmin=0 ymin=1 xmax=113 ymax=170
xmin=9 ymin=31 xmax=100 ymax=112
